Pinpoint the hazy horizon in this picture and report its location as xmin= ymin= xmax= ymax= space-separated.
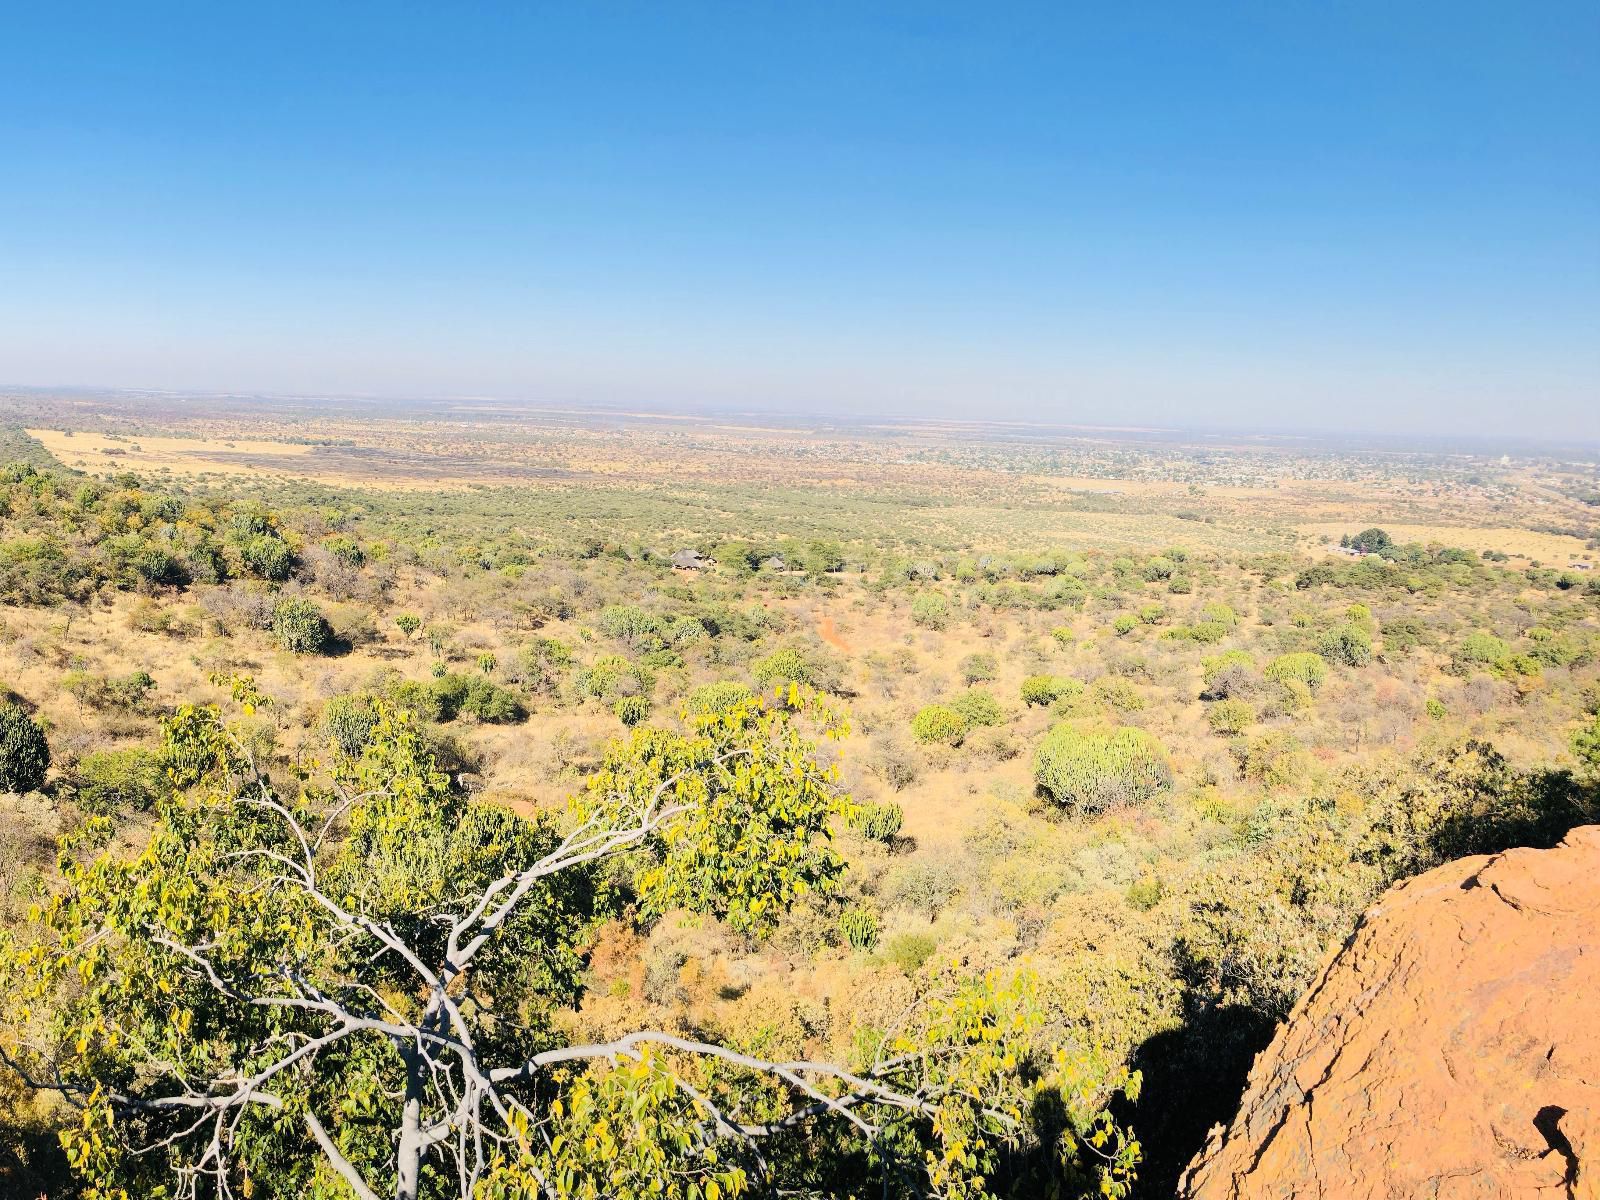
xmin=3 ymin=3 xmax=1596 ymax=440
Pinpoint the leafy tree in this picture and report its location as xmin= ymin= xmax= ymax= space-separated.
xmin=1033 ymin=724 xmax=1172 ymax=816
xmin=0 ymin=687 xmax=1139 ymax=1200
xmin=1343 ymin=527 xmax=1393 ymax=554
xmin=910 ymin=591 xmax=951 ymax=630
xmin=0 ymin=703 xmax=49 ymax=793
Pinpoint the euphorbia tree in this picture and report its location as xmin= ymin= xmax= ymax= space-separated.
xmin=1 ymin=682 xmax=1138 ymax=1199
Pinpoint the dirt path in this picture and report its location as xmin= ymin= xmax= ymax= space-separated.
xmin=817 ymin=613 xmax=852 ymax=654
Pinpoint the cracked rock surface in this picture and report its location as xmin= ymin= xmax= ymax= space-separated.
xmin=1180 ymin=825 xmax=1599 ymax=1199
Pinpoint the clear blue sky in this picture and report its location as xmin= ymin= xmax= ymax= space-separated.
xmin=2 ymin=2 xmax=1596 ymax=439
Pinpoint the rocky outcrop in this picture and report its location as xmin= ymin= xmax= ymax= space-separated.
xmin=1181 ymin=826 xmax=1600 ymax=1199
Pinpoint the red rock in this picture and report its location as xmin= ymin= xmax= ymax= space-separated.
xmin=1181 ymin=826 xmax=1600 ymax=1199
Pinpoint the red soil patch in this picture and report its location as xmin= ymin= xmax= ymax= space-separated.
xmin=817 ymin=613 xmax=852 ymax=654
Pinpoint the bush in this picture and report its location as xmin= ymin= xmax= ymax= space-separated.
xmin=950 ymin=688 xmax=1004 ymax=728
xmin=1206 ymin=698 xmax=1256 ymax=735
xmin=1033 ymin=724 xmax=1173 ymax=816
xmin=321 ymin=694 xmax=381 ymax=758
xmin=1200 ymin=650 xmax=1255 ymax=699
xmin=958 ymin=652 xmax=998 ymax=685
xmin=1317 ymin=622 xmax=1373 ymax=667
xmin=240 ymin=534 xmax=293 ymax=581
xmin=751 ymin=647 xmax=813 ymax=689
xmin=0 ymin=704 xmax=49 ymax=792
xmin=271 ymin=598 xmax=329 ymax=654
xmin=910 ymin=592 xmax=951 ymax=630
xmin=614 ymin=695 xmax=650 ymax=726
xmin=849 ymin=800 xmax=904 ymax=842
xmin=1021 ymin=674 xmax=1081 ymax=706
xmin=1265 ymin=652 xmax=1328 ymax=693
xmin=911 ymin=704 xmax=968 ymax=746
xmin=884 ymin=931 xmax=937 ymax=973
xmin=1113 ymin=614 xmax=1137 ymax=636
xmin=684 ymin=680 xmax=754 ymax=715
xmin=866 ymin=734 xmax=920 ymax=792
xmin=72 ymin=747 xmax=164 ymax=815
xmin=839 ymin=906 xmax=880 ymax=951
xmin=1457 ymin=631 xmax=1510 ymax=670
xmin=597 ymin=604 xmax=662 ymax=645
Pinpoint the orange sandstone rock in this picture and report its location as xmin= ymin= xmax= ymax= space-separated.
xmin=1181 ymin=826 xmax=1600 ymax=1199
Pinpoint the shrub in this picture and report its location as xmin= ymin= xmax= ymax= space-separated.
xmin=950 ymin=688 xmax=1004 ymax=728
xmin=72 ymin=747 xmax=164 ymax=815
xmin=1113 ymin=614 xmax=1137 ymax=636
xmin=597 ymin=604 xmax=662 ymax=644
xmin=1033 ymin=724 xmax=1172 ymax=816
xmin=1317 ymin=623 xmax=1373 ymax=667
xmin=911 ymin=704 xmax=967 ymax=746
xmin=1091 ymin=677 xmax=1145 ymax=713
xmin=576 ymin=654 xmax=649 ymax=701
xmin=240 ymin=534 xmax=293 ymax=581
xmin=1265 ymin=652 xmax=1328 ymax=693
xmin=271 ymin=597 xmax=329 ymax=654
xmin=1235 ymin=731 xmax=1311 ymax=788
xmin=751 ymin=647 xmax=813 ymax=688
xmin=321 ymin=694 xmax=381 ymax=758
xmin=684 ymin=680 xmax=754 ymax=715
xmin=1380 ymin=617 xmax=1428 ymax=656
xmin=1201 ymin=650 xmax=1255 ymax=699
xmin=452 ymin=676 xmax=525 ymax=723
xmin=958 ymin=652 xmax=998 ymax=685
xmin=613 ymin=695 xmax=650 ymax=726
xmin=1457 ymin=631 xmax=1510 ymax=670
xmin=1021 ymin=674 xmax=1080 ymax=706
xmin=867 ymin=734 xmax=920 ymax=792
xmin=395 ymin=614 xmax=421 ymax=638
xmin=910 ymin=592 xmax=951 ymax=630
xmin=849 ymin=800 xmax=904 ymax=842
xmin=0 ymin=704 xmax=49 ymax=792
xmin=1206 ymin=698 xmax=1256 ymax=736
xmin=884 ymin=931 xmax=937 ymax=973
xmin=839 ymin=906 xmax=880 ymax=951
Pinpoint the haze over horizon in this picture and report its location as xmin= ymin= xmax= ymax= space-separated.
xmin=3 ymin=2 xmax=1596 ymax=440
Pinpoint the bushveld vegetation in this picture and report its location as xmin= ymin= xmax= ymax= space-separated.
xmin=0 ymin=422 xmax=1597 ymax=1199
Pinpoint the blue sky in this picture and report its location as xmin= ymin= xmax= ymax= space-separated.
xmin=2 ymin=2 xmax=1596 ymax=439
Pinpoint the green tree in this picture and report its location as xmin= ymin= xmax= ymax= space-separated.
xmin=1 ymin=686 xmax=1138 ymax=1199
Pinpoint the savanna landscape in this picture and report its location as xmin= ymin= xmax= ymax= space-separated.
xmin=1 ymin=395 xmax=1597 ymax=1198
